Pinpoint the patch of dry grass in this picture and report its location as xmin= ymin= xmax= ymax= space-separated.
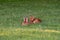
xmin=0 ymin=28 xmax=60 ymax=36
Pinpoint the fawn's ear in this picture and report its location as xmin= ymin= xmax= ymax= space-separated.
xmin=30 ymin=16 xmax=35 ymax=20
xmin=30 ymin=16 xmax=34 ymax=18
xmin=23 ymin=17 xmax=28 ymax=23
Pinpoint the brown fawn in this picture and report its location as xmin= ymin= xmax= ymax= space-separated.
xmin=22 ymin=16 xmax=41 ymax=26
xmin=30 ymin=16 xmax=41 ymax=24
xmin=22 ymin=17 xmax=29 ymax=26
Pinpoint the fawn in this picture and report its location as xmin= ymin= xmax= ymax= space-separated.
xmin=30 ymin=16 xmax=41 ymax=24
xmin=22 ymin=16 xmax=41 ymax=26
xmin=22 ymin=17 xmax=29 ymax=26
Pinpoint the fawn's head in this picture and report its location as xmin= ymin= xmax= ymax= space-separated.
xmin=24 ymin=17 xmax=28 ymax=23
xmin=30 ymin=16 xmax=35 ymax=21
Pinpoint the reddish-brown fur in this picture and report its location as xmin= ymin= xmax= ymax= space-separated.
xmin=22 ymin=16 xmax=41 ymax=26
xmin=30 ymin=16 xmax=41 ymax=24
xmin=22 ymin=17 xmax=29 ymax=26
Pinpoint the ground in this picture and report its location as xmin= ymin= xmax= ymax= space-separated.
xmin=0 ymin=0 xmax=60 ymax=40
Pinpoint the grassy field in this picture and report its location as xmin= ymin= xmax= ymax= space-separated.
xmin=0 ymin=0 xmax=60 ymax=40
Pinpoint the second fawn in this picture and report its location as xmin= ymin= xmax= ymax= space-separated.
xmin=30 ymin=16 xmax=41 ymax=24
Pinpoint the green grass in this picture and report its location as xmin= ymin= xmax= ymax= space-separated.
xmin=0 ymin=28 xmax=60 ymax=40
xmin=0 ymin=0 xmax=60 ymax=40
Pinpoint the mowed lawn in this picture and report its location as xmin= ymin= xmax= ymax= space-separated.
xmin=0 ymin=0 xmax=60 ymax=40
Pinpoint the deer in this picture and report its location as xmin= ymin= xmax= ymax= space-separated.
xmin=22 ymin=17 xmax=29 ymax=26
xmin=29 ymin=16 xmax=41 ymax=24
xmin=22 ymin=16 xmax=42 ymax=26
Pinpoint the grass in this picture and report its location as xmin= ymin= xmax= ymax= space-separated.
xmin=0 ymin=28 xmax=60 ymax=40
xmin=0 ymin=0 xmax=60 ymax=40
